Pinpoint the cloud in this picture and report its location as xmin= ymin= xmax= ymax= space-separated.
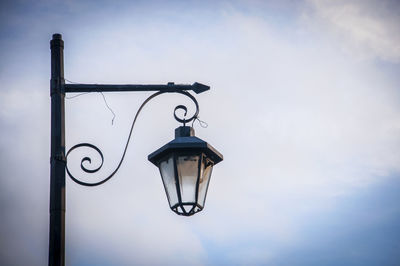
xmin=304 ymin=0 xmax=400 ymax=62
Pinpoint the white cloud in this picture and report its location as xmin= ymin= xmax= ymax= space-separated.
xmin=304 ymin=0 xmax=400 ymax=62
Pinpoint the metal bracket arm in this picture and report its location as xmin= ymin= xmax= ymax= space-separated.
xmin=66 ymin=90 xmax=200 ymax=186
xmin=64 ymin=82 xmax=209 ymax=94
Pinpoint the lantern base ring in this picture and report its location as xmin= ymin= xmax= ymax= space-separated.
xmin=170 ymin=202 xmax=203 ymax=216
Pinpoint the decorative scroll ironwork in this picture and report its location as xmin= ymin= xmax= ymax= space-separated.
xmin=173 ymin=91 xmax=199 ymax=125
xmin=66 ymin=90 xmax=200 ymax=186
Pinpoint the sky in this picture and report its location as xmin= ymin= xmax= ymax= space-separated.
xmin=0 ymin=0 xmax=400 ymax=265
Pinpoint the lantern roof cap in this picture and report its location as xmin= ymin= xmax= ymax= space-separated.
xmin=148 ymin=126 xmax=223 ymax=166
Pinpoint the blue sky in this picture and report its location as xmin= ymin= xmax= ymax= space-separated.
xmin=1 ymin=0 xmax=400 ymax=265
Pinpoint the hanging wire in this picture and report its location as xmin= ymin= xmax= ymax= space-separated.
xmin=65 ymin=92 xmax=90 ymax=99
xmin=192 ymin=116 xmax=208 ymax=128
xmin=65 ymin=78 xmax=79 ymax=84
xmin=64 ymin=78 xmax=116 ymax=125
xmin=99 ymin=92 xmax=116 ymax=125
xmin=65 ymin=77 xmax=89 ymax=98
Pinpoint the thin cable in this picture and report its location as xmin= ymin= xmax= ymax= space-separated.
xmin=192 ymin=116 xmax=208 ymax=128
xmin=65 ymin=78 xmax=80 ymax=84
xmin=64 ymin=78 xmax=117 ymax=125
xmin=65 ymin=92 xmax=91 ymax=99
xmin=65 ymin=79 xmax=90 ymax=99
xmin=99 ymin=92 xmax=116 ymax=125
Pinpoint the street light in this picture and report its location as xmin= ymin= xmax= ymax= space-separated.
xmin=49 ymin=33 xmax=223 ymax=266
xmin=148 ymin=125 xmax=223 ymax=216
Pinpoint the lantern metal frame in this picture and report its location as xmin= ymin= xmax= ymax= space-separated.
xmin=148 ymin=126 xmax=223 ymax=216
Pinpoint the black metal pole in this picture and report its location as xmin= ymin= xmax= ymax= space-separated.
xmin=49 ymin=33 xmax=65 ymax=266
xmin=48 ymin=33 xmax=210 ymax=265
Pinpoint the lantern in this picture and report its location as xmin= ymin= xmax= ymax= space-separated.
xmin=148 ymin=126 xmax=223 ymax=216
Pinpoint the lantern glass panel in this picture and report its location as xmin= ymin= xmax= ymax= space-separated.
xmin=176 ymin=155 xmax=200 ymax=203
xmin=198 ymin=157 xmax=213 ymax=207
xmin=159 ymin=156 xmax=178 ymax=207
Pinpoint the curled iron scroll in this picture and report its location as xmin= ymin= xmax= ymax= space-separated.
xmin=66 ymin=143 xmax=107 ymax=186
xmin=66 ymin=90 xmax=200 ymax=186
xmin=173 ymin=91 xmax=199 ymax=124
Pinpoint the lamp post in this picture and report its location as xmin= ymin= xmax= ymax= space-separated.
xmin=49 ymin=33 xmax=223 ymax=266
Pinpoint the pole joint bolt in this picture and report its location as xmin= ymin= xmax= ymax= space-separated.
xmin=51 ymin=152 xmax=66 ymax=164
